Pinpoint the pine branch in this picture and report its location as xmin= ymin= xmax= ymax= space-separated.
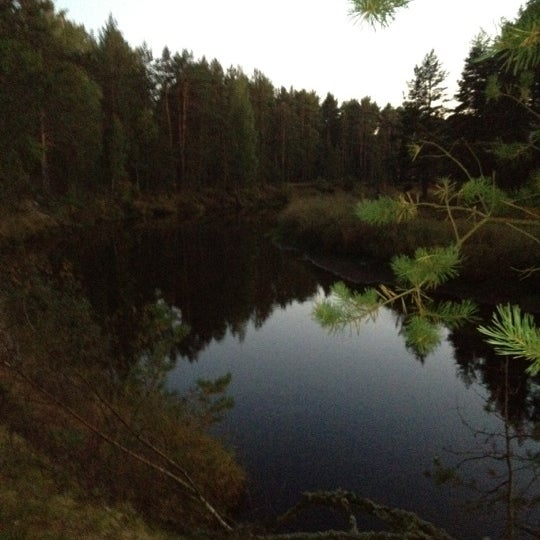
xmin=348 ymin=0 xmax=412 ymax=28
xmin=314 ymin=283 xmax=382 ymax=329
xmin=478 ymin=304 xmax=540 ymax=374
xmin=391 ymin=245 xmax=461 ymax=290
xmin=425 ymin=299 xmax=478 ymax=329
xmin=355 ymin=195 xmax=417 ymax=225
xmin=401 ymin=315 xmax=442 ymax=357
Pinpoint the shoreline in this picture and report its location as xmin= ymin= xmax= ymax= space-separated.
xmin=0 ymin=186 xmax=287 ymax=247
xmin=303 ymin=250 xmax=540 ymax=314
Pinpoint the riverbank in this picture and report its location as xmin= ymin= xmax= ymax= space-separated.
xmin=275 ymin=192 xmax=540 ymax=312
xmin=0 ymin=184 xmax=288 ymax=246
xmin=2 ymin=185 xmax=538 ymax=308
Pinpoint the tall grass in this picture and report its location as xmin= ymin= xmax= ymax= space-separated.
xmin=275 ymin=193 xmax=454 ymax=256
xmin=275 ymin=193 xmax=540 ymax=283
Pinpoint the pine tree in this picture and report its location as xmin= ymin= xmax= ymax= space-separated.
xmin=0 ymin=0 xmax=102 ymax=198
xmin=451 ymin=35 xmax=531 ymax=188
xmin=401 ymin=49 xmax=448 ymax=195
xmin=93 ymin=17 xmax=156 ymax=193
xmin=224 ymin=68 xmax=258 ymax=186
xmin=292 ymin=89 xmax=322 ymax=183
xmin=374 ymin=104 xmax=402 ymax=191
xmin=405 ymin=49 xmax=447 ymax=119
xmin=320 ymin=93 xmax=341 ymax=181
xmin=250 ymin=70 xmax=277 ymax=184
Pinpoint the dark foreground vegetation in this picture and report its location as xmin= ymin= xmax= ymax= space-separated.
xmin=0 ymin=250 xmax=246 ymax=538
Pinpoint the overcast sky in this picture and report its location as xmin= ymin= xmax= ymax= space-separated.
xmin=54 ymin=0 xmax=525 ymax=106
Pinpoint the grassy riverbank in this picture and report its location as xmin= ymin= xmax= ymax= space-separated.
xmin=275 ymin=191 xmax=540 ymax=309
xmin=0 ymin=184 xmax=293 ymax=539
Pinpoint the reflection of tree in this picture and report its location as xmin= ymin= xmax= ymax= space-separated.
xmin=449 ymin=319 xmax=540 ymax=425
xmin=430 ymin=338 xmax=540 ymax=539
xmin=52 ymin=220 xmax=328 ymax=364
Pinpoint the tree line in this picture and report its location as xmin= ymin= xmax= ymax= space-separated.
xmin=1 ymin=0 xmax=539 ymax=204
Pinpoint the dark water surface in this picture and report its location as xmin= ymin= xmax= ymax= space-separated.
xmin=57 ymin=218 xmax=540 ymax=539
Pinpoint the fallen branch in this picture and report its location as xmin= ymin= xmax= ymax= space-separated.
xmin=275 ymin=490 xmax=456 ymax=540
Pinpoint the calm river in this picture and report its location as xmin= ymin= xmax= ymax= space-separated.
xmin=57 ymin=218 xmax=540 ymax=539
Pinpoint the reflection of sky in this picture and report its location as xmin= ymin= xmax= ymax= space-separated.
xmin=168 ymin=297 xmax=512 ymax=538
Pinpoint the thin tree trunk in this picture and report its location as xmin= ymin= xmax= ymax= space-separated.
xmin=177 ymin=80 xmax=189 ymax=188
xmin=40 ymin=110 xmax=49 ymax=194
xmin=164 ymin=85 xmax=173 ymax=149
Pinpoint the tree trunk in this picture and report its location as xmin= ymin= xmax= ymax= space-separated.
xmin=40 ymin=110 xmax=50 ymax=194
xmin=177 ymin=80 xmax=189 ymax=188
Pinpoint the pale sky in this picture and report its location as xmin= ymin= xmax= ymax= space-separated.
xmin=54 ymin=0 xmax=525 ymax=106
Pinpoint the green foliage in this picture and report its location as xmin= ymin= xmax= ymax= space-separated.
xmin=458 ymin=177 xmax=505 ymax=212
xmin=485 ymin=73 xmax=502 ymax=100
xmin=194 ymin=374 xmax=235 ymax=424
xmin=355 ymin=194 xmax=417 ymax=225
xmin=401 ymin=315 xmax=442 ymax=357
xmin=425 ymin=299 xmax=478 ymax=329
xmin=314 ymin=282 xmax=381 ymax=328
xmin=490 ymin=140 xmax=532 ymax=161
xmin=314 ymin=272 xmax=478 ymax=358
xmin=391 ymin=245 xmax=460 ymax=289
xmin=405 ymin=49 xmax=448 ymax=118
xmin=348 ymin=0 xmax=412 ymax=27
xmin=478 ymin=304 xmax=540 ymax=374
xmin=128 ymin=293 xmax=190 ymax=395
xmin=494 ymin=1 xmax=540 ymax=74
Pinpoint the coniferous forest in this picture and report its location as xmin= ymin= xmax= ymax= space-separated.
xmin=2 ymin=0 xmax=540 ymax=208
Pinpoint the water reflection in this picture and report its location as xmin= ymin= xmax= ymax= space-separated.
xmin=428 ymin=327 xmax=540 ymax=539
xmin=53 ymin=219 xmax=335 ymax=365
xmin=48 ymin=219 xmax=540 ymax=539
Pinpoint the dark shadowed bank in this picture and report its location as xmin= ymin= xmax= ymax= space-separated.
xmin=0 ymin=185 xmax=287 ymax=246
